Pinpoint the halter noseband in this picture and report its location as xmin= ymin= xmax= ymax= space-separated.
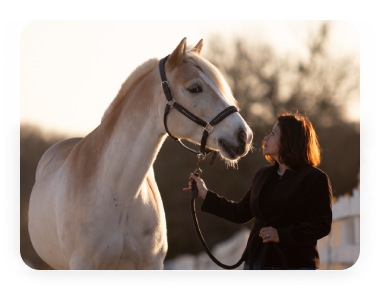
xmin=159 ymin=55 xmax=238 ymax=166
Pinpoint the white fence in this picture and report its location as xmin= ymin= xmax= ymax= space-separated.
xmin=317 ymin=187 xmax=360 ymax=270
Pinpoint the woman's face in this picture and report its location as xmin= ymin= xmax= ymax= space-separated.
xmin=263 ymin=121 xmax=281 ymax=159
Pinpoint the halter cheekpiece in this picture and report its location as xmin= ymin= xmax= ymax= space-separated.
xmin=159 ymin=54 xmax=239 ymax=168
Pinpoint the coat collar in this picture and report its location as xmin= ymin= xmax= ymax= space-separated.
xmin=274 ymin=161 xmax=310 ymax=173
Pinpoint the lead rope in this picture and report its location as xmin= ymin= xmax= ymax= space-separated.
xmin=158 ymin=55 xmax=287 ymax=269
xmin=190 ymin=156 xmax=288 ymax=270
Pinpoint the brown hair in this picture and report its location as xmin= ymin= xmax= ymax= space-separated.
xmin=263 ymin=112 xmax=321 ymax=168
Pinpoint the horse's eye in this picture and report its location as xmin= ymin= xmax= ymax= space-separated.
xmin=187 ymin=84 xmax=203 ymax=94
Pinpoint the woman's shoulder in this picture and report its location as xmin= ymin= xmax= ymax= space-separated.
xmin=301 ymin=165 xmax=329 ymax=177
xmin=255 ymin=162 xmax=330 ymax=181
xmin=295 ymin=165 xmax=331 ymax=186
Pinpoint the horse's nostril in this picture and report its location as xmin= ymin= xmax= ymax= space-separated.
xmin=238 ymin=130 xmax=248 ymax=144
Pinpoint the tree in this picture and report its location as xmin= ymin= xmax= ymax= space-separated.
xmin=205 ymin=22 xmax=359 ymax=131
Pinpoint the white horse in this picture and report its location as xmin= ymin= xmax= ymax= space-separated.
xmin=28 ymin=38 xmax=253 ymax=270
xmin=358 ymin=146 xmax=380 ymax=196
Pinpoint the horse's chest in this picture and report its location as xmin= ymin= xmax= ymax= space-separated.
xmin=117 ymin=191 xmax=167 ymax=268
xmin=59 ymin=178 xmax=167 ymax=269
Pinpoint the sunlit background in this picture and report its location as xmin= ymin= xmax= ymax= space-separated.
xmin=20 ymin=20 xmax=360 ymax=270
xmin=21 ymin=20 xmax=359 ymax=136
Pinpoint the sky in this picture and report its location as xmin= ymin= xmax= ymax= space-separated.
xmin=20 ymin=20 xmax=360 ymax=136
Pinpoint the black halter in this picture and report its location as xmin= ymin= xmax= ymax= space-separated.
xmin=159 ymin=55 xmax=238 ymax=164
xmin=159 ymin=54 xmax=288 ymax=270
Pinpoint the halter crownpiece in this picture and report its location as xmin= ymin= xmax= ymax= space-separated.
xmin=159 ymin=55 xmax=239 ymax=167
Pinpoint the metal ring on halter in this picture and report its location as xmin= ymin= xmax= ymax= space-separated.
xmin=204 ymin=123 xmax=214 ymax=134
xmin=161 ymin=80 xmax=169 ymax=87
xmin=194 ymin=167 xmax=202 ymax=176
xmin=197 ymin=152 xmax=206 ymax=159
xmin=166 ymin=98 xmax=176 ymax=108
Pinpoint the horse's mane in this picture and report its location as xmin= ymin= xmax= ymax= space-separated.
xmin=102 ymin=58 xmax=159 ymax=122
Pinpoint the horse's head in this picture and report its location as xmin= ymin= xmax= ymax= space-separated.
xmin=161 ymin=37 xmax=253 ymax=165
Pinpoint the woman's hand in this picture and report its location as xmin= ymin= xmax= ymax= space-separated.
xmin=259 ymin=227 xmax=280 ymax=243
xmin=183 ymin=173 xmax=208 ymax=199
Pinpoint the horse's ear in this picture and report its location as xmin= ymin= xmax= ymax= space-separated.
xmin=191 ymin=39 xmax=203 ymax=55
xmin=167 ymin=37 xmax=187 ymax=71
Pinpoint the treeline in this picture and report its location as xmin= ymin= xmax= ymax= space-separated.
xmin=20 ymin=22 xmax=359 ymax=268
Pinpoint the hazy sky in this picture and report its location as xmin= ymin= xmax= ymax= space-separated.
xmin=20 ymin=20 xmax=359 ymax=136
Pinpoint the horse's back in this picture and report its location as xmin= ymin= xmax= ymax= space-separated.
xmin=29 ymin=137 xmax=83 ymax=269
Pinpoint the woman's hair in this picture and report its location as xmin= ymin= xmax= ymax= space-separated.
xmin=263 ymin=112 xmax=321 ymax=168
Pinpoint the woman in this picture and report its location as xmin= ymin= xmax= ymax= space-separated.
xmin=183 ymin=112 xmax=332 ymax=270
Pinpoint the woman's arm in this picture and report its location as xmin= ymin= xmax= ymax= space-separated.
xmin=200 ymin=187 xmax=254 ymax=224
xmin=185 ymin=168 xmax=264 ymax=224
xmin=277 ymin=172 xmax=333 ymax=251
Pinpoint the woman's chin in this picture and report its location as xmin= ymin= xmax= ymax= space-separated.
xmin=263 ymin=148 xmax=274 ymax=156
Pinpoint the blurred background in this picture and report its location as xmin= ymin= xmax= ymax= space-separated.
xmin=20 ymin=20 xmax=359 ymax=270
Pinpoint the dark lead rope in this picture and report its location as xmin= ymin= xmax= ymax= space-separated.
xmin=159 ymin=55 xmax=287 ymax=269
xmin=191 ymin=174 xmax=288 ymax=270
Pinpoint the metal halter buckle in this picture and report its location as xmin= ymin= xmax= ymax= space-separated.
xmin=204 ymin=123 xmax=214 ymax=134
xmin=161 ymin=81 xmax=169 ymax=87
xmin=166 ymin=98 xmax=176 ymax=108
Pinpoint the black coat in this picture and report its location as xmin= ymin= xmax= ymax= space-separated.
xmin=201 ymin=161 xmax=333 ymax=269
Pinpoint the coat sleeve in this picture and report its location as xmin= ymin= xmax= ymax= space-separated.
xmin=200 ymin=168 xmax=264 ymax=224
xmin=277 ymin=172 xmax=333 ymax=252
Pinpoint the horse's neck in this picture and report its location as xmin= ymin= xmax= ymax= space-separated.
xmin=96 ymin=68 xmax=166 ymax=200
